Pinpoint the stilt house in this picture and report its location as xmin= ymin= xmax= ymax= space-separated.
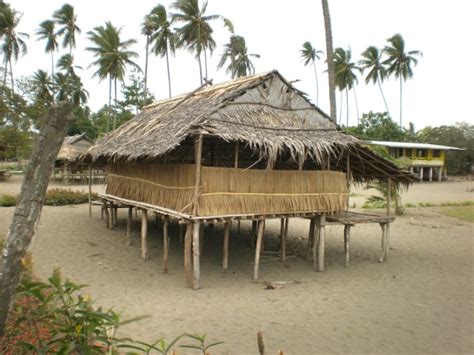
xmin=84 ymin=71 xmax=415 ymax=288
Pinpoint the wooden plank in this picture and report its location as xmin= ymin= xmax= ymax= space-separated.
xmin=318 ymin=213 xmax=326 ymax=272
xmin=163 ymin=216 xmax=169 ymax=272
xmin=223 ymin=221 xmax=230 ymax=269
xmin=192 ymin=221 xmax=201 ymax=290
xmin=184 ymin=222 xmax=193 ymax=288
xmin=126 ymin=207 xmax=132 ymax=246
xmin=141 ymin=209 xmax=149 ymax=261
xmin=253 ymin=220 xmax=265 ymax=280
xmin=344 ymin=224 xmax=351 ymax=267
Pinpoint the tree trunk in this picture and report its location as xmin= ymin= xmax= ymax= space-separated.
xmin=197 ymin=53 xmax=203 ymax=85
xmin=399 ymin=75 xmax=403 ymax=128
xmin=165 ymin=47 xmax=172 ymax=98
xmin=377 ymin=78 xmax=389 ymax=114
xmin=313 ymin=61 xmax=319 ymax=106
xmin=113 ymin=78 xmax=117 ymax=130
xmin=9 ymin=60 xmax=14 ymax=94
xmin=51 ymin=51 xmax=55 ymax=100
xmin=338 ymin=90 xmax=343 ymax=125
xmin=0 ymin=103 xmax=75 ymax=336
xmin=345 ymin=87 xmax=349 ymax=127
xmin=321 ymin=0 xmax=337 ymax=123
xmin=144 ymin=35 xmax=149 ymax=99
xmin=353 ymin=86 xmax=360 ymax=125
xmin=108 ymin=75 xmax=112 ymax=132
xmin=204 ymin=48 xmax=208 ymax=80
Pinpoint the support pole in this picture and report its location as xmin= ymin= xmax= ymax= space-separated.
xmin=192 ymin=221 xmax=201 ymax=289
xmin=234 ymin=142 xmax=241 ymax=234
xmin=387 ymin=178 xmax=391 ymax=216
xmin=344 ymin=224 xmax=351 ymax=267
xmin=312 ymin=215 xmax=320 ymax=270
xmin=317 ymin=213 xmax=326 ymax=271
xmin=88 ymin=165 xmax=92 ymax=217
xmin=108 ymin=202 xmax=114 ymax=229
xmin=113 ymin=205 xmax=118 ymax=227
xmin=163 ymin=216 xmax=169 ymax=272
xmin=281 ymin=218 xmax=287 ymax=262
xmin=184 ymin=222 xmax=193 ymax=288
xmin=103 ymin=200 xmax=109 ymax=228
xmin=253 ymin=220 xmax=265 ymax=280
xmin=126 ymin=206 xmax=132 ymax=245
xmin=429 ymin=167 xmax=433 ymax=182
xmin=223 ymin=221 xmax=230 ymax=269
xmin=379 ymin=223 xmax=388 ymax=262
xmin=141 ymin=209 xmax=148 ymax=261
xmin=307 ymin=218 xmax=316 ymax=257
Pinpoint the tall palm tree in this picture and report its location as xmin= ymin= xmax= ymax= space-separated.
xmin=171 ymin=0 xmax=220 ymax=84
xmin=0 ymin=4 xmax=28 ymax=92
xmin=36 ymin=19 xmax=58 ymax=95
xmin=30 ymin=69 xmax=53 ymax=104
xmin=53 ymin=3 xmax=81 ymax=55
xmin=383 ymin=33 xmax=422 ymax=128
xmin=149 ymin=4 xmax=177 ymax=98
xmin=360 ymin=46 xmax=389 ymax=114
xmin=300 ymin=41 xmax=323 ymax=105
xmin=57 ymin=53 xmax=81 ymax=77
xmin=86 ymin=21 xmax=140 ymax=130
xmin=141 ymin=8 xmax=160 ymax=98
xmin=334 ymin=47 xmax=361 ymax=126
xmin=54 ymin=72 xmax=88 ymax=106
xmin=321 ymin=0 xmax=336 ymax=123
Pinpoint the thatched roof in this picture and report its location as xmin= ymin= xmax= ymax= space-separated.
xmin=84 ymin=71 xmax=415 ymax=184
xmin=57 ymin=133 xmax=93 ymax=162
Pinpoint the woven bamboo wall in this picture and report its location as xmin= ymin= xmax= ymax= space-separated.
xmin=106 ymin=163 xmax=348 ymax=216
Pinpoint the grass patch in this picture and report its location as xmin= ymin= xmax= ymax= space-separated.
xmin=437 ymin=206 xmax=474 ymax=222
xmin=0 ymin=190 xmax=98 ymax=207
xmin=403 ymin=200 xmax=474 ymax=208
xmin=0 ymin=194 xmax=16 ymax=207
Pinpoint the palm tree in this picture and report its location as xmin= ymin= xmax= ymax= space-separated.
xmin=36 ymin=20 xmax=58 ymax=95
xmin=218 ymin=19 xmax=259 ymax=79
xmin=0 ymin=4 xmax=28 ymax=92
xmin=334 ymin=47 xmax=361 ymax=126
xmin=53 ymin=3 xmax=81 ymax=55
xmin=360 ymin=46 xmax=389 ymax=114
xmin=300 ymin=41 xmax=323 ymax=105
xmin=321 ymin=0 xmax=337 ymax=123
xmin=171 ymin=0 xmax=220 ymax=84
xmin=149 ymin=4 xmax=177 ymax=98
xmin=30 ymin=69 xmax=53 ymax=104
xmin=383 ymin=33 xmax=422 ymax=128
xmin=54 ymin=72 xmax=88 ymax=106
xmin=57 ymin=53 xmax=81 ymax=77
xmin=86 ymin=21 xmax=140 ymax=130
xmin=141 ymin=8 xmax=160 ymax=98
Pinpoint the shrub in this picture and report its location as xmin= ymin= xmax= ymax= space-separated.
xmin=44 ymin=189 xmax=97 ymax=206
xmin=0 ymin=194 xmax=16 ymax=207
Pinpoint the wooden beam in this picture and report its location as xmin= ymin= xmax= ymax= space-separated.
xmin=253 ymin=220 xmax=265 ymax=280
xmin=223 ymin=221 xmax=230 ymax=269
xmin=192 ymin=221 xmax=201 ymax=290
xmin=126 ymin=206 xmax=132 ymax=246
xmin=163 ymin=216 xmax=169 ymax=272
xmin=184 ymin=222 xmax=193 ymax=288
xmin=193 ymin=134 xmax=203 ymax=216
xmin=141 ymin=209 xmax=149 ymax=261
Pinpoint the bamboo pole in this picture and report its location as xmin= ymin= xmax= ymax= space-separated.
xmin=253 ymin=220 xmax=265 ymax=280
xmin=192 ymin=221 xmax=201 ymax=289
xmin=141 ymin=209 xmax=148 ymax=261
xmin=344 ymin=224 xmax=351 ymax=267
xmin=387 ymin=178 xmax=392 ymax=216
xmin=163 ymin=216 xmax=169 ymax=272
xmin=223 ymin=221 xmax=230 ymax=269
xmin=184 ymin=222 xmax=193 ymax=287
xmin=234 ymin=142 xmax=241 ymax=234
xmin=317 ymin=213 xmax=326 ymax=271
xmin=193 ymin=135 xmax=203 ymax=216
xmin=88 ymin=165 xmax=92 ymax=217
xmin=126 ymin=206 xmax=132 ymax=246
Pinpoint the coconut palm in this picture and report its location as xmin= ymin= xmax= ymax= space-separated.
xmin=321 ymin=0 xmax=337 ymax=123
xmin=141 ymin=8 xmax=160 ymax=98
xmin=360 ymin=46 xmax=389 ymax=114
xmin=53 ymin=3 xmax=81 ymax=55
xmin=0 ymin=4 xmax=28 ymax=92
xmin=36 ymin=19 xmax=58 ymax=95
xmin=171 ymin=0 xmax=220 ymax=84
xmin=333 ymin=47 xmax=361 ymax=126
xmin=86 ymin=21 xmax=140 ymax=130
xmin=300 ymin=41 xmax=323 ymax=105
xmin=57 ymin=53 xmax=81 ymax=77
xmin=55 ymin=71 xmax=88 ymax=106
xmin=149 ymin=4 xmax=177 ymax=98
xmin=30 ymin=69 xmax=53 ymax=104
xmin=383 ymin=33 xmax=422 ymax=128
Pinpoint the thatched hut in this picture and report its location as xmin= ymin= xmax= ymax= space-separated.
xmin=84 ymin=71 xmax=415 ymax=288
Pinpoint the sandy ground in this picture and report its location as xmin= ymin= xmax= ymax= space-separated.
xmin=1 ymin=176 xmax=473 ymax=354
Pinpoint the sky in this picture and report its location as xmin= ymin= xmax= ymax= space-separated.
xmin=8 ymin=0 xmax=474 ymax=130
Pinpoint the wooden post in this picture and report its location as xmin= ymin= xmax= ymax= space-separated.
xmin=184 ymin=222 xmax=193 ymax=288
xmin=108 ymin=202 xmax=114 ymax=229
xmin=163 ymin=216 xmax=169 ymax=272
xmin=126 ymin=206 xmax=132 ymax=245
xmin=317 ymin=213 xmax=326 ymax=271
xmin=344 ymin=224 xmax=351 ymax=267
xmin=307 ymin=218 xmax=316 ymax=257
xmin=387 ymin=178 xmax=391 ymax=216
xmin=141 ymin=209 xmax=149 ymax=261
xmin=179 ymin=223 xmax=184 ymax=244
xmin=281 ymin=218 xmax=288 ymax=261
xmin=234 ymin=142 xmax=241 ymax=234
xmin=103 ymin=200 xmax=109 ymax=228
xmin=192 ymin=221 xmax=201 ymax=289
xmin=253 ymin=220 xmax=265 ymax=280
xmin=113 ymin=205 xmax=118 ymax=227
xmin=379 ymin=223 xmax=388 ymax=263
xmin=429 ymin=167 xmax=433 ymax=182
xmin=312 ymin=215 xmax=320 ymax=270
xmin=88 ymin=165 xmax=92 ymax=217
xmin=193 ymin=135 xmax=203 ymax=216
xmin=250 ymin=220 xmax=257 ymax=247
xmin=223 ymin=221 xmax=230 ymax=269
xmin=63 ymin=163 xmax=68 ymax=185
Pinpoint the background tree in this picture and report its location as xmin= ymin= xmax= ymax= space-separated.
xmin=36 ymin=19 xmax=58 ymax=95
xmin=383 ymin=33 xmax=421 ymax=128
xmin=141 ymin=7 xmax=160 ymax=97
xmin=321 ymin=0 xmax=337 ymax=123
xmin=360 ymin=46 xmax=389 ymax=114
xmin=346 ymin=111 xmax=405 ymax=141
xmin=53 ymin=3 xmax=80 ymax=55
xmin=149 ymin=4 xmax=177 ymax=98
xmin=171 ymin=0 xmax=220 ymax=84
xmin=300 ymin=41 xmax=323 ymax=105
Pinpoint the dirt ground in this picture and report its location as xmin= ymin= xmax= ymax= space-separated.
xmin=0 ymin=176 xmax=473 ymax=354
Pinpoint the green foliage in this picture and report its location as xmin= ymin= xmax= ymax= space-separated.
xmin=0 ymin=194 xmax=16 ymax=207
xmin=346 ymin=111 xmax=405 ymax=141
xmin=116 ymin=71 xmax=154 ymax=115
xmin=44 ymin=188 xmax=97 ymax=206
xmin=363 ymin=180 xmax=405 ymax=215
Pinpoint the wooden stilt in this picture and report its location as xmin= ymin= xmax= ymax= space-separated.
xmin=253 ymin=220 xmax=265 ymax=280
xmin=108 ymin=202 xmax=114 ymax=229
xmin=317 ymin=213 xmax=326 ymax=271
xmin=113 ymin=206 xmax=118 ymax=227
xmin=344 ymin=224 xmax=351 ymax=267
xmin=386 ymin=223 xmax=390 ymax=260
xmin=192 ymin=221 xmax=201 ymax=290
xmin=387 ymin=178 xmax=392 ymax=216
xmin=179 ymin=224 xmax=184 ymax=244
xmin=307 ymin=218 xmax=316 ymax=257
xmin=163 ymin=216 xmax=169 ymax=272
xmin=141 ymin=209 xmax=148 ymax=261
xmin=103 ymin=201 xmax=109 ymax=228
xmin=312 ymin=215 xmax=320 ymax=270
xmin=88 ymin=165 xmax=92 ymax=217
xmin=379 ymin=223 xmax=387 ymax=262
xmin=126 ymin=206 xmax=132 ymax=245
xmin=184 ymin=222 xmax=193 ymax=288
xmin=281 ymin=218 xmax=287 ymax=261
xmin=223 ymin=221 xmax=230 ymax=269
xmin=250 ymin=220 xmax=257 ymax=247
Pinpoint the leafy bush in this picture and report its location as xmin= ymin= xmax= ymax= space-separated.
xmin=0 ymin=194 xmax=16 ymax=207
xmin=44 ymin=188 xmax=97 ymax=206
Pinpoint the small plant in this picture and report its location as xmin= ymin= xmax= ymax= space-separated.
xmin=180 ymin=334 xmax=224 ymax=354
xmin=404 ymin=202 xmax=416 ymax=208
xmin=45 ymin=188 xmax=98 ymax=206
xmin=0 ymin=194 xmax=16 ymax=207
